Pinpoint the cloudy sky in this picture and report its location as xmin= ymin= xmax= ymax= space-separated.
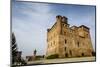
xmin=12 ymin=1 xmax=96 ymax=57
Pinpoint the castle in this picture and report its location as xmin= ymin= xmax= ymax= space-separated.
xmin=46 ymin=15 xmax=94 ymax=58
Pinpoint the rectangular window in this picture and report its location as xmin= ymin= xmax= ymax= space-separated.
xmin=70 ymin=50 xmax=72 ymax=56
xmin=65 ymin=39 xmax=67 ymax=44
xmin=77 ymin=42 xmax=79 ymax=47
xmin=65 ymin=47 xmax=66 ymax=51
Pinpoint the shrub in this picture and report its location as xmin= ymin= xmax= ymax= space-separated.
xmin=46 ymin=54 xmax=59 ymax=59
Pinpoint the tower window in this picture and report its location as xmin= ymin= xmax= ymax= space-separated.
xmin=63 ymin=24 xmax=65 ymax=26
xmin=70 ymin=50 xmax=72 ymax=56
xmin=65 ymin=47 xmax=66 ymax=51
xmin=82 ymin=53 xmax=84 ymax=56
xmin=65 ymin=39 xmax=67 ymax=44
xmin=65 ymin=53 xmax=68 ymax=57
xmin=77 ymin=42 xmax=79 ymax=47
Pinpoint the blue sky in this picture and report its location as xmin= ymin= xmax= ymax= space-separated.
xmin=12 ymin=1 xmax=96 ymax=57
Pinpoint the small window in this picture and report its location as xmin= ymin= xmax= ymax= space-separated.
xmin=65 ymin=39 xmax=67 ymax=44
xmin=70 ymin=50 xmax=72 ymax=56
xmin=63 ymin=24 xmax=64 ymax=26
xmin=65 ymin=53 xmax=68 ymax=57
xmin=82 ymin=53 xmax=84 ymax=56
xmin=77 ymin=42 xmax=79 ymax=47
xmin=65 ymin=47 xmax=66 ymax=51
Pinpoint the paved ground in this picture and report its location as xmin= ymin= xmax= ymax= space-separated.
xmin=27 ymin=57 xmax=95 ymax=65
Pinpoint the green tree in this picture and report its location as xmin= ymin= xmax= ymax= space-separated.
xmin=12 ymin=33 xmax=27 ymax=66
xmin=12 ymin=33 xmax=18 ymax=64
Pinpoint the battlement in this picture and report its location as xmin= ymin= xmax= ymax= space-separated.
xmin=56 ymin=15 xmax=62 ymax=21
xmin=56 ymin=15 xmax=62 ymax=19
xmin=79 ymin=25 xmax=89 ymax=29
xmin=70 ymin=26 xmax=78 ymax=30
xmin=79 ymin=25 xmax=90 ymax=32
xmin=56 ymin=15 xmax=68 ymax=23
xmin=47 ymin=29 xmax=50 ymax=32
xmin=62 ymin=16 xmax=68 ymax=23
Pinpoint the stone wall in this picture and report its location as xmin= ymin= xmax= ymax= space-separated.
xmin=46 ymin=15 xmax=94 ymax=58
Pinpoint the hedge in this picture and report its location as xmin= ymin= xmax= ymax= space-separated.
xmin=46 ymin=54 xmax=59 ymax=59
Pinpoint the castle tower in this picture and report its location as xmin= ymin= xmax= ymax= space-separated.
xmin=76 ymin=25 xmax=94 ymax=56
xmin=46 ymin=15 xmax=62 ymax=57
xmin=46 ymin=15 xmax=94 ymax=58
xmin=46 ymin=15 xmax=69 ymax=58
